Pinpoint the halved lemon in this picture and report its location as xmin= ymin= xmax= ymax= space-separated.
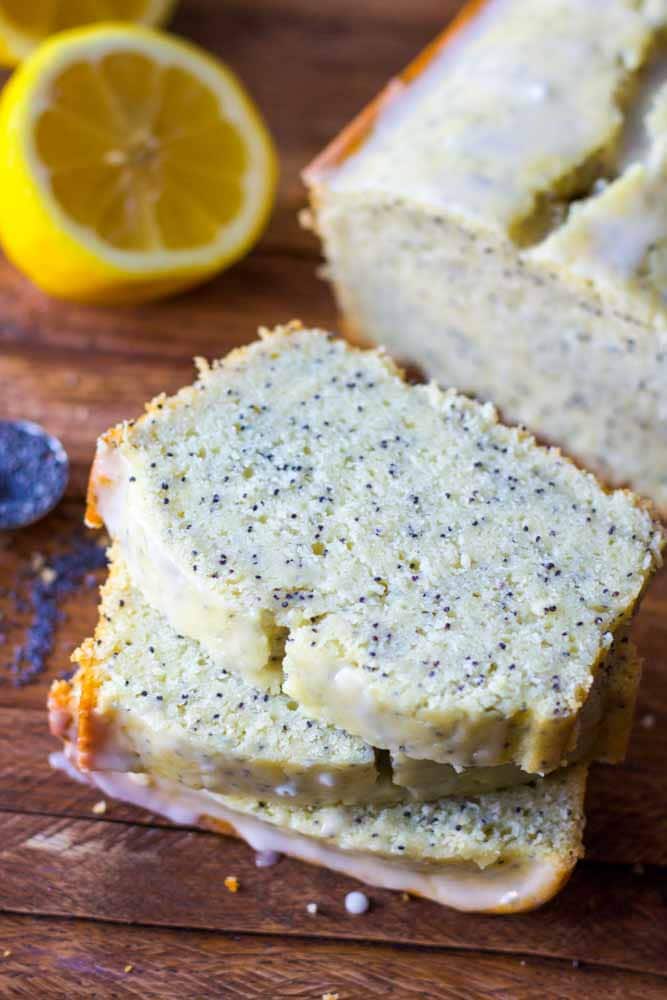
xmin=0 ymin=0 xmax=176 ymax=66
xmin=0 ymin=24 xmax=277 ymax=304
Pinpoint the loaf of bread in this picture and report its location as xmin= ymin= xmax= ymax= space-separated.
xmin=85 ymin=324 xmax=662 ymax=773
xmin=304 ymin=0 xmax=667 ymax=513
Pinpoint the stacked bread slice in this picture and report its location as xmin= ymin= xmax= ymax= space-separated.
xmin=50 ymin=325 xmax=663 ymax=912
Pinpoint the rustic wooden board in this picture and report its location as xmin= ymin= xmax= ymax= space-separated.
xmin=3 ymin=914 xmax=666 ymax=1000
xmin=0 ymin=1 xmax=666 ymax=997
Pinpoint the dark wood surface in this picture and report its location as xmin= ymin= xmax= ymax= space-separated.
xmin=0 ymin=2 xmax=666 ymax=997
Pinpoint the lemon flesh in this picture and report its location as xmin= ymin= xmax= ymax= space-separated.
xmin=0 ymin=0 xmax=175 ymax=65
xmin=0 ymin=25 xmax=276 ymax=304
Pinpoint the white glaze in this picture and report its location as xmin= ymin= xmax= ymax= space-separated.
xmin=255 ymin=849 xmax=281 ymax=868
xmin=345 ymin=890 xmax=370 ymax=914
xmin=50 ymin=748 xmax=563 ymax=914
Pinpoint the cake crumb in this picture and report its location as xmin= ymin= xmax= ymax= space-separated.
xmin=92 ymin=800 xmax=107 ymax=815
xmin=322 ymin=993 xmax=339 ymax=1000
xmin=224 ymin=875 xmax=239 ymax=893
xmin=641 ymin=713 xmax=656 ymax=729
xmin=401 ymin=892 xmax=411 ymax=902
xmin=306 ymin=902 xmax=318 ymax=915
xmin=3 ymin=950 xmax=12 ymax=958
xmin=124 ymin=964 xmax=133 ymax=974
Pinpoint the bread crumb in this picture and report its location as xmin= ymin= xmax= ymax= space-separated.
xmin=124 ymin=964 xmax=133 ymax=974
xmin=641 ymin=713 xmax=656 ymax=729
xmin=224 ymin=875 xmax=239 ymax=893
xmin=306 ymin=902 xmax=318 ymax=915
xmin=92 ymin=800 xmax=107 ymax=815
xmin=322 ymin=993 xmax=339 ymax=1000
xmin=401 ymin=892 xmax=410 ymax=902
xmin=3 ymin=950 xmax=12 ymax=958
xmin=40 ymin=567 xmax=57 ymax=584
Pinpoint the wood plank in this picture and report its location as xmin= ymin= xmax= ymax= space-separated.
xmin=1 ymin=809 xmax=666 ymax=976
xmin=0 ymin=913 xmax=664 ymax=1000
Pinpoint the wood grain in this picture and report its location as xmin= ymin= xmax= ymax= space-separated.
xmin=2 ymin=914 xmax=664 ymax=1000
xmin=1 ymin=809 xmax=666 ymax=977
xmin=1 ymin=0 xmax=666 ymax=995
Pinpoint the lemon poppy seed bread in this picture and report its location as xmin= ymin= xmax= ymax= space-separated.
xmin=304 ymin=0 xmax=667 ymax=513
xmin=86 ymin=325 xmax=663 ymax=772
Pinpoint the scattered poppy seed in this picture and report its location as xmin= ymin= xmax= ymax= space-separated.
xmin=2 ymin=529 xmax=107 ymax=686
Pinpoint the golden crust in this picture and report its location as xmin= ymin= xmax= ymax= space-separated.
xmin=85 ymin=426 xmax=125 ymax=527
xmin=50 ymin=593 xmax=119 ymax=771
xmin=47 ymin=678 xmax=74 ymax=739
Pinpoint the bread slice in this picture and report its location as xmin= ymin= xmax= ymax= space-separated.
xmin=50 ymin=744 xmax=587 ymax=914
xmin=303 ymin=0 xmax=667 ymax=514
xmin=85 ymin=325 xmax=663 ymax=772
xmin=392 ymin=633 xmax=640 ymax=798
xmin=51 ymin=550 xmax=639 ymax=805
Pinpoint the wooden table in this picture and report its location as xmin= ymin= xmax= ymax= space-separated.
xmin=1 ymin=2 xmax=666 ymax=996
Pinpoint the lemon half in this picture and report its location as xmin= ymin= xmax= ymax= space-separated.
xmin=0 ymin=0 xmax=176 ymax=66
xmin=0 ymin=24 xmax=277 ymax=304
